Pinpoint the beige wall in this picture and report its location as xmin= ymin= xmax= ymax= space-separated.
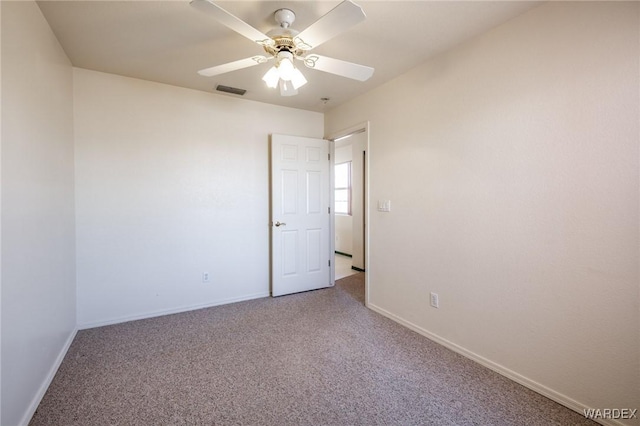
xmin=1 ymin=2 xmax=77 ymax=425
xmin=74 ymin=68 xmax=324 ymax=328
xmin=326 ymin=1 xmax=639 ymax=420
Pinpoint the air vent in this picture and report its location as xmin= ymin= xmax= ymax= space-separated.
xmin=216 ymin=85 xmax=246 ymax=96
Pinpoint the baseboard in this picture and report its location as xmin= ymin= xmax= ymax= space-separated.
xmin=78 ymin=292 xmax=270 ymax=330
xmin=19 ymin=326 xmax=78 ymax=426
xmin=335 ymin=251 xmax=352 ymax=257
xmin=351 ymin=266 xmax=365 ymax=272
xmin=366 ymin=303 xmax=625 ymax=426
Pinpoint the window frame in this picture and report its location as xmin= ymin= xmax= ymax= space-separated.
xmin=334 ymin=161 xmax=352 ymax=216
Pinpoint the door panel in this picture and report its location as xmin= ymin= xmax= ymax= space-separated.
xmin=271 ymin=134 xmax=331 ymax=297
xmin=307 ymin=171 xmax=322 ymax=213
xmin=307 ymin=228 xmax=322 ymax=272
xmin=281 ymin=170 xmax=298 ymax=214
xmin=282 ymin=230 xmax=298 ymax=276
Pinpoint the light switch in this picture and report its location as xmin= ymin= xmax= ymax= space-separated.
xmin=377 ymin=200 xmax=391 ymax=212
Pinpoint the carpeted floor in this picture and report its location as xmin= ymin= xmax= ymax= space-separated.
xmin=31 ymin=274 xmax=595 ymax=425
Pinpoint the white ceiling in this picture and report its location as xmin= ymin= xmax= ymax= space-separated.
xmin=37 ymin=1 xmax=542 ymax=112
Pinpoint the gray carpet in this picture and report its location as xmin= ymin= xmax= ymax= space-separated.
xmin=31 ymin=274 xmax=594 ymax=425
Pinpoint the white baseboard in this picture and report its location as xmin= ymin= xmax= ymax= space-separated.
xmin=78 ymin=292 xmax=270 ymax=330
xmin=366 ymin=303 xmax=626 ymax=426
xmin=19 ymin=327 xmax=78 ymax=426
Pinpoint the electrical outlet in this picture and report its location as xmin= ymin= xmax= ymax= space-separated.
xmin=202 ymin=272 xmax=210 ymax=283
xmin=430 ymin=292 xmax=439 ymax=308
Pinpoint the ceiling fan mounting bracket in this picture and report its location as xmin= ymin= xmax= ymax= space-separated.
xmin=274 ymin=8 xmax=296 ymax=29
xmin=263 ymin=8 xmax=306 ymax=58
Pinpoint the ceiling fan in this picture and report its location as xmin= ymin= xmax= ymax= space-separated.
xmin=190 ymin=0 xmax=374 ymax=96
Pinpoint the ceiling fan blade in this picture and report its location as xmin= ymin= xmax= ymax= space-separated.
xmin=294 ymin=1 xmax=366 ymax=51
xmin=302 ymin=55 xmax=374 ymax=82
xmin=198 ymin=56 xmax=270 ymax=77
xmin=190 ymin=0 xmax=274 ymax=47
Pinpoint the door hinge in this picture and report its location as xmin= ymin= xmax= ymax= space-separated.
xmin=328 ymin=153 xmax=331 ymax=161
xmin=328 ymin=260 xmax=331 ymax=267
xmin=328 ymin=207 xmax=331 ymax=214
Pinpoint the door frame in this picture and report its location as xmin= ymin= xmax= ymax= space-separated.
xmin=327 ymin=121 xmax=370 ymax=307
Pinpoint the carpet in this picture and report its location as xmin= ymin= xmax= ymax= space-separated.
xmin=30 ymin=273 xmax=595 ymax=425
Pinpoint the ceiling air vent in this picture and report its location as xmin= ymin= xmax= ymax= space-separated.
xmin=216 ymin=85 xmax=246 ymax=96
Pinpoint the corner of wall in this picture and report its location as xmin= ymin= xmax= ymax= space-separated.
xmin=17 ymin=328 xmax=77 ymax=426
xmin=1 ymin=1 xmax=77 ymax=424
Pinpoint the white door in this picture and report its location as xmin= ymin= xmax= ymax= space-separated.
xmin=271 ymin=134 xmax=332 ymax=297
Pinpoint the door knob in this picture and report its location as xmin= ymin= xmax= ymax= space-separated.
xmin=274 ymin=221 xmax=286 ymax=227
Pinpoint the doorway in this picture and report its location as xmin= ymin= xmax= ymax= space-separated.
xmin=329 ymin=124 xmax=369 ymax=302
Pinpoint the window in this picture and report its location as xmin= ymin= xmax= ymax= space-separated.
xmin=335 ymin=161 xmax=351 ymax=215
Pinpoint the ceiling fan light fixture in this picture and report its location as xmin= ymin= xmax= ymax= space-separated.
xmin=262 ymin=50 xmax=307 ymax=95
xmin=277 ymin=57 xmax=295 ymax=81
xmin=262 ymin=66 xmax=280 ymax=88
xmin=290 ymin=68 xmax=308 ymax=90
xmin=279 ymin=79 xmax=298 ymax=97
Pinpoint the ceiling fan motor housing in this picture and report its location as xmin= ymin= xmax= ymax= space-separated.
xmin=265 ymin=9 xmax=306 ymax=58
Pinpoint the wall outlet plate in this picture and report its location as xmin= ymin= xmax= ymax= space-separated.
xmin=430 ymin=292 xmax=439 ymax=308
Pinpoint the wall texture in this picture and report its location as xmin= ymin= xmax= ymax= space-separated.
xmin=1 ymin=2 xmax=77 ymax=425
xmin=326 ymin=1 xmax=639 ymax=420
xmin=74 ymin=69 xmax=324 ymax=328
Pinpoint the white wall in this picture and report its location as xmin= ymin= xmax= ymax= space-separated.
xmin=334 ymin=142 xmax=353 ymax=255
xmin=74 ymin=68 xmax=324 ymax=328
xmin=1 ymin=2 xmax=77 ymax=425
xmin=326 ymin=1 xmax=639 ymax=421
